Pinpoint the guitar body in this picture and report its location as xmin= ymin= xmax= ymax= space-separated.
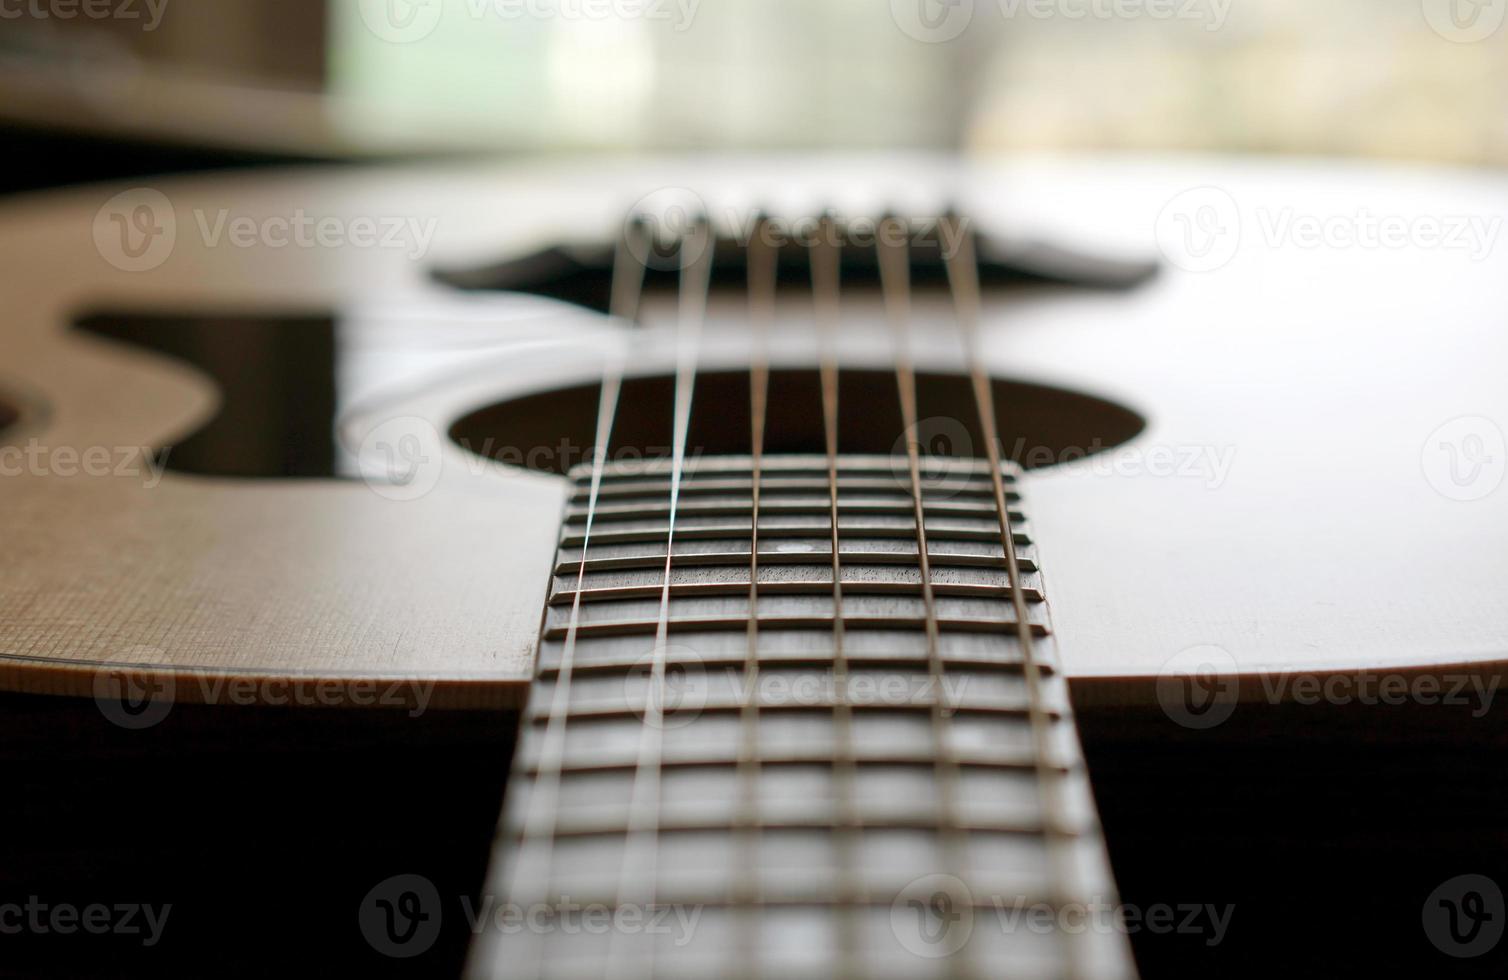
xmin=1 ymin=156 xmax=1506 ymax=976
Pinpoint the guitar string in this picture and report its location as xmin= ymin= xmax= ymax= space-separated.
xmin=607 ymin=216 xmax=715 ymax=978
xmin=809 ymin=215 xmax=862 ymax=972
xmin=940 ymin=214 xmax=1083 ymax=980
xmin=875 ymin=218 xmax=974 ymax=980
xmin=502 ymin=210 xmax=1090 ymax=979
xmin=500 ymin=216 xmax=647 ymax=979
xmin=735 ymin=216 xmax=776 ymax=972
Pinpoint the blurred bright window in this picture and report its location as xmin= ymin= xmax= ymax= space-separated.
xmin=330 ymin=0 xmax=1508 ymax=163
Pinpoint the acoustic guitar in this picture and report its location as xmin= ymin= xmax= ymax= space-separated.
xmin=0 ymin=156 xmax=1504 ymax=977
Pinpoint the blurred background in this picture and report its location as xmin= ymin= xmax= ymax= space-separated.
xmin=2 ymin=0 xmax=1507 ymax=187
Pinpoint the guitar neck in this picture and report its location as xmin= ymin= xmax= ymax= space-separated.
xmin=469 ymin=455 xmax=1134 ymax=979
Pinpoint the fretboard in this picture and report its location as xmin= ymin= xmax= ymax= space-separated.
xmin=469 ymin=456 xmax=1134 ymax=979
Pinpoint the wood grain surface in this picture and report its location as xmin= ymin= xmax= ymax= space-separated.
xmin=0 ymin=156 xmax=1505 ymax=707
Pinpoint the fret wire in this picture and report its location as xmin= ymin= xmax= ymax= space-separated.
xmin=810 ymin=214 xmax=864 ymax=974
xmin=878 ymin=216 xmax=977 ymax=980
xmin=525 ymin=751 xmax=1071 ymax=778
xmin=735 ymin=216 xmax=776 ymax=974
xmin=608 ymin=217 xmax=714 ymax=979
xmin=536 ymin=701 xmax=1058 ymax=725
xmin=495 ymin=217 xmax=647 ymax=979
xmin=942 ymin=214 xmax=1083 ymax=980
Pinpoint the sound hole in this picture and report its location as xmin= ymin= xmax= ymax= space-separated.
xmin=449 ymin=369 xmax=1145 ymax=475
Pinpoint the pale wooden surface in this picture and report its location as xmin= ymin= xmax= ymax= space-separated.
xmin=0 ymin=155 xmax=1505 ymax=706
